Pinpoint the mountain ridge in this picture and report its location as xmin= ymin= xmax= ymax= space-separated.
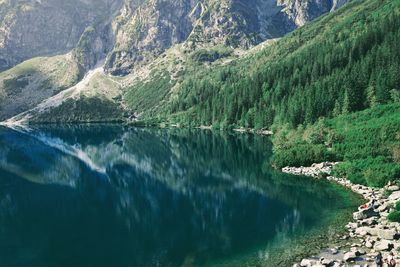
xmin=0 ymin=0 xmax=348 ymax=122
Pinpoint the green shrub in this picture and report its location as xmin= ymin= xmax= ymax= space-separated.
xmin=332 ymin=156 xmax=400 ymax=187
xmin=388 ymin=211 xmax=400 ymax=222
xmin=272 ymin=144 xmax=336 ymax=168
xmin=395 ymin=201 xmax=400 ymax=211
xmin=272 ymin=103 xmax=400 ymax=187
xmin=190 ymin=46 xmax=233 ymax=63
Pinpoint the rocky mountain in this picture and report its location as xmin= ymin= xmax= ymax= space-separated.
xmin=0 ymin=0 xmax=348 ymax=73
xmin=0 ymin=0 xmax=349 ymax=122
xmin=105 ymin=0 xmax=349 ymax=75
xmin=0 ymin=0 xmax=124 ymax=71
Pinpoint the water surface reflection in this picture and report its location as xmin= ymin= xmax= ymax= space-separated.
xmin=0 ymin=125 xmax=354 ymax=267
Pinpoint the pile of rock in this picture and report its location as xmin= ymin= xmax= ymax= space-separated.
xmin=284 ymin=163 xmax=400 ymax=267
xmin=282 ymin=162 xmax=338 ymax=178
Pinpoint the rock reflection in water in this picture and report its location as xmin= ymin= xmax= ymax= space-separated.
xmin=0 ymin=125 xmax=352 ymax=267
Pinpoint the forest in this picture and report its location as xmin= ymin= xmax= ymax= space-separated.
xmin=155 ymin=0 xmax=400 ymax=129
xmin=133 ymin=0 xmax=400 ymax=187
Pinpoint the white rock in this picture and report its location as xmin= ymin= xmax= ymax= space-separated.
xmin=355 ymin=227 xmax=377 ymax=236
xmin=377 ymin=203 xmax=388 ymax=212
xmin=361 ymin=218 xmax=378 ymax=226
xmin=330 ymin=248 xmax=339 ymax=254
xmin=377 ymin=229 xmax=397 ymax=240
xmin=358 ymin=248 xmax=366 ymax=255
xmin=366 ymin=240 xmax=374 ymax=248
xmin=389 ymin=191 xmax=400 ymax=201
xmin=321 ymin=259 xmax=333 ymax=266
xmin=300 ymin=259 xmax=317 ymax=267
xmin=388 ymin=185 xmax=400 ymax=191
xmin=347 ymin=222 xmax=358 ymax=229
xmin=343 ymin=251 xmax=358 ymax=262
xmin=374 ymin=240 xmax=393 ymax=251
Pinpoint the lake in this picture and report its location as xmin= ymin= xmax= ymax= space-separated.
xmin=0 ymin=125 xmax=359 ymax=267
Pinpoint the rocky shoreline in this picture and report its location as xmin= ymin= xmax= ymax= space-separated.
xmin=283 ymin=163 xmax=400 ymax=267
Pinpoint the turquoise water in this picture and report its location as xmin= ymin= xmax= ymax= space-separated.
xmin=0 ymin=125 xmax=358 ymax=267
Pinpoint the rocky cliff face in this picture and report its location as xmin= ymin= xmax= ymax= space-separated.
xmin=0 ymin=0 xmax=124 ymax=71
xmin=0 ymin=0 xmax=348 ymax=74
xmin=104 ymin=0 xmax=349 ymax=75
xmin=0 ymin=0 xmax=349 ymax=121
xmin=104 ymin=0 xmax=201 ymax=75
xmin=277 ymin=0 xmax=348 ymax=28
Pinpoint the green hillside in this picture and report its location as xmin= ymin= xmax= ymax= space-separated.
xmin=0 ymin=54 xmax=82 ymax=120
xmin=130 ymin=0 xmax=399 ymax=129
xmin=122 ymin=0 xmax=400 ymax=187
xmin=272 ymin=103 xmax=400 ymax=187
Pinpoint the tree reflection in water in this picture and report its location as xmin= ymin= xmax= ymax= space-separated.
xmin=0 ymin=125 xmax=357 ymax=267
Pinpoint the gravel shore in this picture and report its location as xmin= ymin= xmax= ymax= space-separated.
xmin=283 ymin=163 xmax=400 ymax=267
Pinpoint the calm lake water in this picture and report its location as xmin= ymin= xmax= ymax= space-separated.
xmin=0 ymin=125 xmax=359 ymax=267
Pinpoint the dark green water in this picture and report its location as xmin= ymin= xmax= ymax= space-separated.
xmin=0 ymin=125 xmax=359 ymax=267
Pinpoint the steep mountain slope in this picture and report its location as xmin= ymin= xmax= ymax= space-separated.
xmin=0 ymin=0 xmax=124 ymax=120
xmin=0 ymin=53 xmax=82 ymax=121
xmin=115 ymin=0 xmax=399 ymax=129
xmin=105 ymin=0 xmax=349 ymax=75
xmin=0 ymin=0 xmax=124 ymax=71
xmin=0 ymin=0 xmax=348 ymax=123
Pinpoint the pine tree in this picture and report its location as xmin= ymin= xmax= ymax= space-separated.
xmin=366 ymin=85 xmax=377 ymax=107
xmin=342 ymin=90 xmax=350 ymax=115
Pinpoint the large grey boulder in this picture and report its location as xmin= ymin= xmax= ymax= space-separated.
xmin=377 ymin=229 xmax=397 ymax=240
xmin=300 ymin=259 xmax=318 ymax=267
xmin=388 ymin=185 xmax=400 ymax=191
xmin=355 ymin=226 xmax=378 ymax=236
xmin=321 ymin=258 xmax=333 ymax=265
xmin=353 ymin=208 xmax=379 ymax=220
xmin=389 ymin=191 xmax=400 ymax=201
xmin=343 ymin=251 xmax=358 ymax=262
xmin=374 ymin=240 xmax=393 ymax=251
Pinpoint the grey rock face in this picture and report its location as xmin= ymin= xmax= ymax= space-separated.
xmin=0 ymin=0 xmax=124 ymax=71
xmin=73 ymin=25 xmax=116 ymax=71
xmin=0 ymin=0 xmax=350 ymax=75
xmin=104 ymin=0 xmax=349 ymax=75
xmin=105 ymin=0 xmax=201 ymax=75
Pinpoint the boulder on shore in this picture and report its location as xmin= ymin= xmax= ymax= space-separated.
xmin=377 ymin=229 xmax=397 ymax=240
xmin=353 ymin=207 xmax=379 ymax=220
xmin=374 ymin=240 xmax=393 ymax=251
xmin=343 ymin=251 xmax=358 ymax=262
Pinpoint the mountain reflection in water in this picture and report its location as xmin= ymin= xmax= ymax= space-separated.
xmin=0 ymin=125 xmax=353 ymax=267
